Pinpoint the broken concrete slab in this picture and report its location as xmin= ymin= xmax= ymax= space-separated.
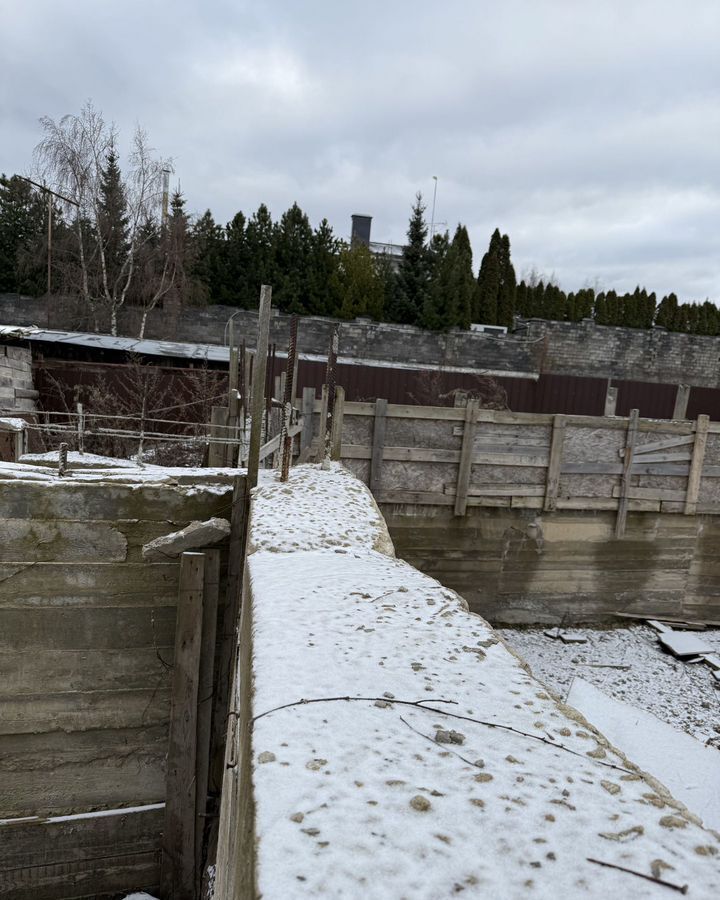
xmin=142 ymin=517 xmax=231 ymax=561
xmin=658 ymin=630 xmax=714 ymax=659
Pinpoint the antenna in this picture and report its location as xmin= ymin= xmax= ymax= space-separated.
xmin=429 ymin=175 xmax=438 ymax=240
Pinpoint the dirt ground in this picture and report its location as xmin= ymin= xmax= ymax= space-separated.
xmin=497 ymin=623 xmax=720 ymax=748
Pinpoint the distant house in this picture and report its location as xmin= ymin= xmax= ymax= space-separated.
xmin=350 ymin=214 xmax=404 ymax=271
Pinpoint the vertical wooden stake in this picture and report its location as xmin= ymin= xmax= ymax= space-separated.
xmin=330 ymin=386 xmax=345 ymax=461
xmin=685 ymin=414 xmax=709 ymax=515
xmin=454 ymin=400 xmax=479 ymax=516
xmin=247 ymin=285 xmax=272 ymax=490
xmin=208 ymin=406 xmax=228 ymax=468
xmin=300 ymin=387 xmax=315 ymax=453
xmin=544 ymin=414 xmax=566 ymax=512
xmin=673 ymin=384 xmax=691 ymax=421
xmin=318 ymin=384 xmax=329 ymax=460
xmin=370 ymin=398 xmax=388 ymax=493
xmin=615 ymin=408 xmax=639 ymax=539
xmin=603 ymin=382 xmax=618 ymax=417
xmin=162 ymin=552 xmax=205 ymax=900
xmin=195 ymin=548 xmax=220 ymax=896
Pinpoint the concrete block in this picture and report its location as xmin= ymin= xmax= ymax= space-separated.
xmin=142 ymin=516 xmax=231 ymax=560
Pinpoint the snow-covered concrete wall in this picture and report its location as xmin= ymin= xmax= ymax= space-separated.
xmin=215 ymin=463 xmax=720 ymax=899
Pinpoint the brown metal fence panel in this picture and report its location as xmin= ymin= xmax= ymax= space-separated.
xmin=614 ymin=379 xmax=677 ymax=419
xmin=688 ymin=386 xmax=720 ymax=422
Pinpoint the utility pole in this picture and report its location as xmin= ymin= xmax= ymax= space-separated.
xmin=16 ymin=175 xmax=79 ymax=296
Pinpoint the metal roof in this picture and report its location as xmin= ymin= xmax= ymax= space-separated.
xmin=0 ymin=325 xmax=232 ymax=363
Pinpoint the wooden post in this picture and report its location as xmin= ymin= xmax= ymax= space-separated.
xmin=162 ymin=552 xmax=205 ymax=900
xmin=370 ymin=398 xmax=388 ymax=493
xmin=300 ymin=387 xmax=315 ymax=453
xmin=544 ymin=414 xmax=566 ymax=511
xmin=615 ymin=408 xmax=639 ymax=539
xmin=317 ymin=384 xmax=329 ymax=461
xmin=454 ymin=399 xmax=479 ymax=516
xmin=685 ymin=414 xmax=709 ymax=515
xmin=330 ymin=385 xmax=345 ymax=461
xmin=212 ymin=476 xmax=248 ymax=796
xmin=247 ymin=285 xmax=272 ymax=490
xmin=208 ymin=405 xmax=228 ymax=467
xmin=673 ymin=384 xmax=691 ymax=421
xmin=195 ymin=548 xmax=220 ymax=896
xmin=603 ymin=382 xmax=618 ymax=417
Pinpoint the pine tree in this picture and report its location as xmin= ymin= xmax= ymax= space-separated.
xmin=450 ymin=225 xmax=475 ymax=330
xmin=389 ymin=193 xmax=430 ymax=325
xmin=0 ymin=174 xmax=48 ymax=294
xmin=190 ymin=210 xmax=227 ymax=303
xmin=244 ymin=203 xmax=276 ymax=306
xmin=308 ymin=219 xmax=342 ymax=317
xmin=655 ymin=293 xmax=678 ymax=330
xmin=336 ymin=243 xmax=385 ymax=321
xmin=273 ymin=202 xmax=314 ymax=314
xmin=496 ymin=233 xmax=517 ymax=327
xmin=422 ymin=231 xmax=451 ymax=331
xmin=97 ymin=148 xmax=129 ymax=292
xmin=223 ymin=211 xmax=250 ymax=305
xmin=475 ymin=229 xmax=503 ymax=324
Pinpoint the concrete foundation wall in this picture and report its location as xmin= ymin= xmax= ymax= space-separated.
xmin=385 ymin=504 xmax=720 ymax=624
xmin=0 ymin=468 xmax=235 ymax=898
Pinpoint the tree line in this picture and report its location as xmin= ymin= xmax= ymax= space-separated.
xmin=1 ymin=103 xmax=718 ymax=337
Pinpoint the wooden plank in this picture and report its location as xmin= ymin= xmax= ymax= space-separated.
xmin=196 ymin=548 xmax=219 ymax=897
xmin=376 ymin=490 xmax=454 ymax=506
xmin=625 ymin=434 xmax=694 ymax=456
xmin=207 ymin=406 xmax=228 ymax=467
xmin=444 ymin=483 xmax=546 ymax=497
xmin=544 ymin=414 xmax=566 ymax=512
xmin=370 ymin=398 xmax=388 ymax=493
xmin=162 ymin=552 xmax=205 ymax=900
xmin=626 ymin=451 xmax=691 ymax=464
xmin=247 ymin=285 xmax=272 ymax=490
xmin=454 ymin=400 xmax=479 ymax=516
xmin=474 ymin=452 xmax=548 ymax=467
xmin=685 ymin=414 xmax=710 ymax=515
xmin=672 ymin=383 xmax=691 ymax=421
xmin=213 ymin=476 xmax=248 ymax=803
xmin=331 ymin=385 xmax=345 ymax=461
xmin=611 ymin=486 xmax=687 ymax=502
xmin=604 ymin=382 xmax=618 ymax=416
xmin=300 ymin=387 xmax=315 ymax=452
xmin=616 ymin=408 xmax=639 ymax=539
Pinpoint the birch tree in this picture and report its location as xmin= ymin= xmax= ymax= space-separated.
xmin=33 ymin=101 xmax=172 ymax=335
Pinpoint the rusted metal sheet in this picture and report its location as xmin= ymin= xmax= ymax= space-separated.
xmin=687 ymin=386 xmax=720 ymax=422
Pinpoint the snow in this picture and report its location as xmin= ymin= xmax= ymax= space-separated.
xmin=497 ymin=625 xmax=720 ymax=746
xmin=235 ymin=463 xmax=720 ymax=899
xmin=20 ymin=450 xmax=151 ymax=468
xmin=0 ymin=459 xmax=239 ymax=492
xmin=567 ymin=678 xmax=720 ymax=831
xmin=0 ymin=416 xmax=27 ymax=431
xmin=122 ymin=894 xmax=159 ymax=900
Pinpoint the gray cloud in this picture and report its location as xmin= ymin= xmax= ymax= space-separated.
xmin=3 ymin=0 xmax=719 ymax=299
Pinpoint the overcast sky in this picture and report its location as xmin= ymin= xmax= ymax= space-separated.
xmin=3 ymin=0 xmax=720 ymax=300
